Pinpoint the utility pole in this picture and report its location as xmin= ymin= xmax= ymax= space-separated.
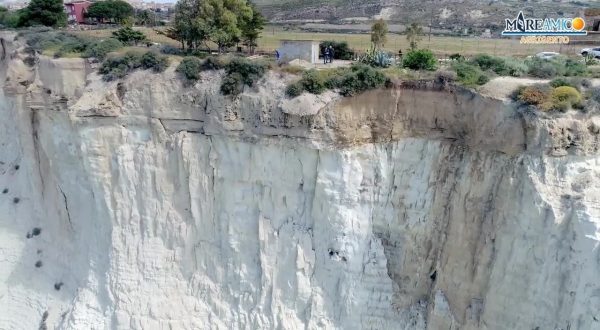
xmin=428 ymin=1 xmax=434 ymax=43
xmin=153 ymin=2 xmax=156 ymax=28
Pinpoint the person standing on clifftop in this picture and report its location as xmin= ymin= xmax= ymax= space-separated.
xmin=324 ymin=47 xmax=330 ymax=64
xmin=329 ymin=45 xmax=335 ymax=63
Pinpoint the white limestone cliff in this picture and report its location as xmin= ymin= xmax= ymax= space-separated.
xmin=0 ymin=33 xmax=599 ymax=330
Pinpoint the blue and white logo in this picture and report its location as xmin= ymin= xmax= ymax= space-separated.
xmin=502 ymin=11 xmax=587 ymax=36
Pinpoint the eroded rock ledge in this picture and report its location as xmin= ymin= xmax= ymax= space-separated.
xmin=1 ymin=31 xmax=598 ymax=157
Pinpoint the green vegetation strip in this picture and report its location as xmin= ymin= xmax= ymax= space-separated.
xmin=100 ymin=51 xmax=168 ymax=81
xmin=176 ymin=56 xmax=268 ymax=95
xmin=514 ymin=78 xmax=599 ymax=113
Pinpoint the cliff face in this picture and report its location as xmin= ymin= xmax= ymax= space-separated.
xmin=1 ymin=33 xmax=600 ymax=330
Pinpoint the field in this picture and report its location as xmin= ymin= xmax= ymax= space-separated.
xmin=257 ymin=28 xmax=582 ymax=57
xmin=71 ymin=26 xmax=583 ymax=58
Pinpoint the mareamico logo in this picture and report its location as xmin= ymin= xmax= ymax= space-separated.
xmin=502 ymin=11 xmax=587 ymax=36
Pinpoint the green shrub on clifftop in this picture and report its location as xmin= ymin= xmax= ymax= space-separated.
xmin=337 ymin=64 xmax=388 ymax=96
xmin=140 ymin=52 xmax=169 ymax=72
xmin=202 ymin=56 xmax=229 ymax=71
xmin=525 ymin=57 xmax=588 ymax=78
xmin=176 ymin=56 xmax=266 ymax=95
xmin=83 ymin=38 xmax=123 ymax=60
xmin=112 ymin=27 xmax=147 ymax=46
xmin=402 ymin=49 xmax=437 ymax=71
xmin=451 ymin=62 xmax=489 ymax=86
xmin=220 ymin=57 xmax=267 ymax=95
xmin=300 ymin=70 xmax=327 ymax=94
xmin=285 ymin=82 xmax=304 ymax=97
xmin=546 ymin=86 xmax=582 ymax=111
xmin=176 ymin=57 xmax=203 ymax=80
xmin=515 ymin=84 xmax=583 ymax=112
xmin=20 ymin=30 xmax=126 ymax=59
xmin=471 ymin=54 xmax=505 ymax=73
xmin=517 ymin=85 xmax=549 ymax=105
xmin=99 ymin=51 xmax=168 ymax=81
xmin=285 ymin=64 xmax=388 ymax=97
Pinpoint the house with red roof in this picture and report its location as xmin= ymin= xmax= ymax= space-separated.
xmin=64 ymin=1 xmax=91 ymax=24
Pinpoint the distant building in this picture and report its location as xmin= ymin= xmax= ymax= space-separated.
xmin=127 ymin=0 xmax=144 ymax=9
xmin=276 ymin=40 xmax=320 ymax=64
xmin=64 ymin=1 xmax=91 ymax=24
xmin=6 ymin=2 xmax=28 ymax=10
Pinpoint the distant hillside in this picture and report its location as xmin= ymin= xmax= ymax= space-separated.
xmin=257 ymin=0 xmax=597 ymax=33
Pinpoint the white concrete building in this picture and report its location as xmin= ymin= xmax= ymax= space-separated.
xmin=277 ymin=40 xmax=320 ymax=64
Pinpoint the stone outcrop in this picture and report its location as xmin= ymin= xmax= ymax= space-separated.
xmin=1 ymin=32 xmax=599 ymax=330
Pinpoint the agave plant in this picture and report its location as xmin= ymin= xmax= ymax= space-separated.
xmin=359 ymin=48 xmax=393 ymax=68
xmin=373 ymin=50 xmax=393 ymax=68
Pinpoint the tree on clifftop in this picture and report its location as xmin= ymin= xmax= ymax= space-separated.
xmin=112 ymin=26 xmax=147 ymax=45
xmin=0 ymin=6 xmax=9 ymax=26
xmin=371 ymin=19 xmax=388 ymax=49
xmin=170 ymin=0 xmax=208 ymax=51
xmin=406 ymin=22 xmax=423 ymax=50
xmin=86 ymin=0 xmax=134 ymax=24
xmin=203 ymin=0 xmax=254 ymax=53
xmin=135 ymin=9 xmax=154 ymax=26
xmin=0 ymin=8 xmax=23 ymax=28
xmin=170 ymin=0 xmax=260 ymax=53
xmin=18 ymin=0 xmax=66 ymax=27
xmin=240 ymin=1 xmax=265 ymax=53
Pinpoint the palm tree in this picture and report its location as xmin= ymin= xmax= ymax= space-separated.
xmin=406 ymin=22 xmax=423 ymax=50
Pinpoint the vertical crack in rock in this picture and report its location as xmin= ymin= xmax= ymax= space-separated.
xmin=203 ymin=93 xmax=209 ymax=114
xmin=516 ymin=109 xmax=535 ymax=152
xmin=30 ymin=109 xmax=45 ymax=197
xmin=208 ymin=136 xmax=217 ymax=233
xmin=58 ymin=186 xmax=73 ymax=230
xmin=0 ymin=38 xmax=6 ymax=61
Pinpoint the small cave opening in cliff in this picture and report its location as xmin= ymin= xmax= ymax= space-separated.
xmin=429 ymin=270 xmax=437 ymax=282
xmin=27 ymin=227 xmax=42 ymax=239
